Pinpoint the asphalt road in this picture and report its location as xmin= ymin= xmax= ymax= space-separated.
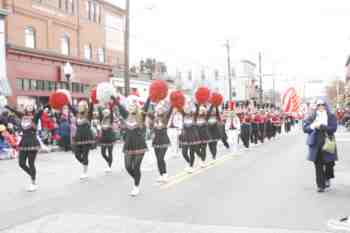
xmin=1 ymin=127 xmax=350 ymax=233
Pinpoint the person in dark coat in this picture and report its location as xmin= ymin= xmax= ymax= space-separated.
xmin=303 ymin=99 xmax=338 ymax=193
xmin=57 ymin=107 xmax=71 ymax=152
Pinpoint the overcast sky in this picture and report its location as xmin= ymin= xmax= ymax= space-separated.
xmin=126 ymin=0 xmax=350 ymax=96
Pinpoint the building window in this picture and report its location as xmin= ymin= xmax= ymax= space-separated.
xmin=84 ymin=44 xmax=92 ymax=60
xmin=86 ymin=1 xmax=90 ymax=18
xmin=86 ymin=1 xmax=99 ymax=22
xmin=58 ymin=82 xmax=68 ymax=90
xmin=23 ymin=79 xmax=30 ymax=91
xmin=65 ymin=0 xmax=74 ymax=13
xmin=46 ymin=81 xmax=53 ymax=91
xmin=53 ymin=82 xmax=58 ymax=90
xmin=16 ymin=79 xmax=23 ymax=90
xmin=36 ymin=80 xmax=45 ymax=91
xmin=98 ymin=5 xmax=102 ymax=23
xmin=30 ymin=80 xmax=37 ymax=90
xmin=24 ymin=27 xmax=36 ymax=49
xmin=95 ymin=3 xmax=99 ymax=22
xmin=70 ymin=0 xmax=74 ymax=13
xmin=61 ymin=34 xmax=70 ymax=55
xmin=64 ymin=0 xmax=74 ymax=13
xmin=84 ymin=84 xmax=90 ymax=94
xmin=97 ymin=48 xmax=105 ymax=63
xmin=91 ymin=2 xmax=96 ymax=21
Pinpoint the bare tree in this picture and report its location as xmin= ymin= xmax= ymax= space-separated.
xmin=325 ymin=80 xmax=345 ymax=106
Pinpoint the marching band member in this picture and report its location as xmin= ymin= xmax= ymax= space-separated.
xmin=240 ymin=110 xmax=251 ymax=150
xmin=251 ymin=109 xmax=259 ymax=145
xmin=265 ymin=107 xmax=274 ymax=141
xmin=5 ymin=104 xmax=43 ymax=191
xmin=116 ymin=97 xmax=149 ymax=196
xmin=257 ymin=108 xmax=265 ymax=144
xmin=207 ymin=105 xmax=222 ymax=162
xmin=98 ymin=104 xmax=116 ymax=173
xmin=196 ymin=104 xmax=211 ymax=167
xmin=179 ymin=102 xmax=201 ymax=173
xmin=69 ymin=100 xmax=95 ymax=180
xmin=150 ymin=101 xmax=173 ymax=183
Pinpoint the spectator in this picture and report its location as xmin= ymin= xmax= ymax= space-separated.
xmin=40 ymin=108 xmax=55 ymax=145
xmin=303 ymin=99 xmax=338 ymax=193
xmin=57 ymin=107 xmax=71 ymax=152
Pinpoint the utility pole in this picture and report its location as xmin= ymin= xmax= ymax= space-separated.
xmin=124 ymin=0 xmax=130 ymax=96
xmin=258 ymin=52 xmax=263 ymax=104
xmin=272 ymin=77 xmax=276 ymax=105
xmin=225 ymin=40 xmax=233 ymax=101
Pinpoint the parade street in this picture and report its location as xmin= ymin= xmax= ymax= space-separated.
xmin=1 ymin=129 xmax=350 ymax=233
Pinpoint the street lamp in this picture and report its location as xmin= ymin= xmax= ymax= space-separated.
xmin=63 ymin=62 xmax=73 ymax=90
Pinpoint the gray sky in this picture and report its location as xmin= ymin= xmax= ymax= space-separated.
xmin=126 ymin=0 xmax=350 ymax=96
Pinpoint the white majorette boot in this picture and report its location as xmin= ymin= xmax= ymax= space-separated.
xmin=130 ymin=186 xmax=140 ymax=196
xmin=156 ymin=176 xmax=164 ymax=183
xmin=27 ymin=181 xmax=37 ymax=192
xmin=80 ymin=165 xmax=89 ymax=180
xmin=162 ymin=173 xmax=169 ymax=183
xmin=185 ymin=166 xmax=194 ymax=174
xmin=200 ymin=160 xmax=207 ymax=168
xmin=104 ymin=166 xmax=112 ymax=174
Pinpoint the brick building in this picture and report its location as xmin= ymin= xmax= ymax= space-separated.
xmin=3 ymin=0 xmax=125 ymax=106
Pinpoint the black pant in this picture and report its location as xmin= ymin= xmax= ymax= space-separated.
xmin=18 ymin=150 xmax=37 ymax=182
xmin=74 ymin=145 xmax=90 ymax=166
xmin=124 ymin=154 xmax=144 ymax=186
xmin=285 ymin=122 xmax=291 ymax=133
xmin=276 ymin=126 xmax=281 ymax=135
xmin=240 ymin=124 xmax=250 ymax=148
xmin=220 ymin=126 xmax=230 ymax=148
xmin=101 ymin=145 xmax=114 ymax=167
xmin=182 ymin=145 xmax=196 ymax=167
xmin=198 ymin=143 xmax=207 ymax=161
xmin=154 ymin=147 xmax=167 ymax=175
xmin=258 ymin=124 xmax=265 ymax=143
xmin=251 ymin=125 xmax=259 ymax=144
xmin=209 ymin=141 xmax=218 ymax=159
xmin=314 ymin=150 xmax=335 ymax=189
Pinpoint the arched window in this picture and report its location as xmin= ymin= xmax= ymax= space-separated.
xmin=24 ymin=27 xmax=36 ymax=49
xmin=65 ymin=0 xmax=74 ymax=13
xmin=61 ymin=34 xmax=70 ymax=55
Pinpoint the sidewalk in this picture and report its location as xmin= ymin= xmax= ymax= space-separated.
xmin=1 ymin=213 xmax=331 ymax=233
